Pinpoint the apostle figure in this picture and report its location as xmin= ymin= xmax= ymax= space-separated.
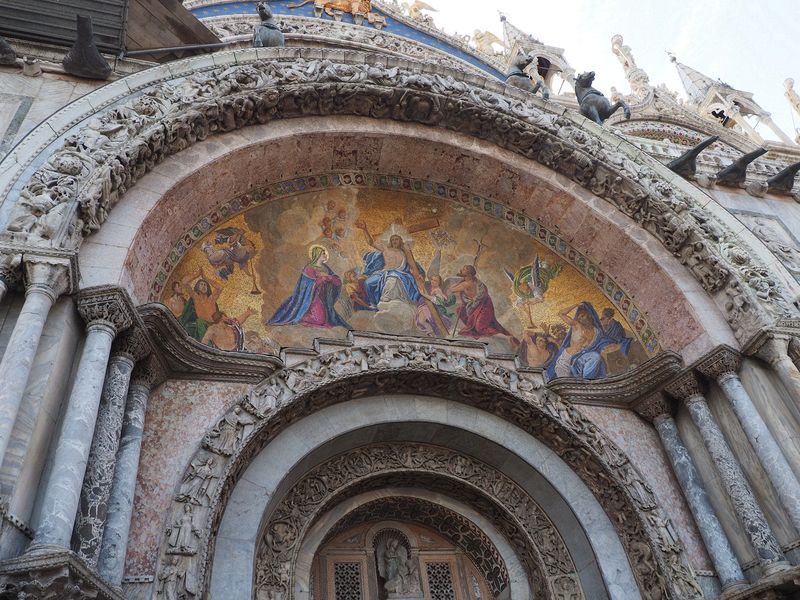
xmin=546 ymin=302 xmax=631 ymax=381
xmin=450 ymin=265 xmax=519 ymax=348
xmin=268 ymin=245 xmax=351 ymax=329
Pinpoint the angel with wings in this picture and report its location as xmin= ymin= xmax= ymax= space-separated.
xmin=505 ymin=255 xmax=563 ymax=326
xmin=377 ymin=537 xmax=421 ymax=595
xmin=415 ymin=245 xmax=458 ymax=337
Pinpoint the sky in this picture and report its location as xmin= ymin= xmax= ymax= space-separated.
xmin=420 ymin=0 xmax=800 ymax=141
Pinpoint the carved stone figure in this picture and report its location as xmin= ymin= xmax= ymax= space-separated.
xmin=253 ymin=2 xmax=285 ymax=48
xmin=0 ymin=35 xmax=16 ymax=65
xmin=506 ymin=53 xmax=549 ymax=99
xmin=574 ymin=71 xmax=631 ymax=125
xmin=177 ymin=458 xmax=218 ymax=505
xmin=167 ymin=504 xmax=200 ymax=554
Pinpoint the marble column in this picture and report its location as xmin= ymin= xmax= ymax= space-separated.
xmin=28 ymin=287 xmax=134 ymax=553
xmin=636 ymin=393 xmax=747 ymax=591
xmin=0 ymin=259 xmax=70 ymax=466
xmin=698 ymin=347 xmax=800 ymax=534
xmin=756 ymin=336 xmax=800 ymax=405
xmin=72 ymin=327 xmax=150 ymax=567
xmin=97 ymin=356 xmax=163 ymax=586
xmin=667 ymin=373 xmax=788 ymax=576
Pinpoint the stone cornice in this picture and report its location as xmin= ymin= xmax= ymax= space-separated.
xmin=137 ymin=303 xmax=283 ymax=383
xmin=545 ymin=351 xmax=682 ymax=407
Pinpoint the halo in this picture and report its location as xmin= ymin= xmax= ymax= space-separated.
xmin=308 ymin=244 xmax=327 ymax=259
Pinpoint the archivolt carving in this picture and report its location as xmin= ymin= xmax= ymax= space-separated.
xmin=322 ymin=496 xmax=509 ymax=597
xmin=156 ymin=344 xmax=701 ymax=600
xmin=255 ymin=444 xmax=576 ymax=599
xmin=1 ymin=49 xmax=795 ymax=340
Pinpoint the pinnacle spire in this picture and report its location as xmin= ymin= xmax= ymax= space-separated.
xmin=499 ymin=13 xmax=541 ymax=49
xmin=668 ymin=53 xmax=719 ymax=104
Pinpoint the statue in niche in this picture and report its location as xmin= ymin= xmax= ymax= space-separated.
xmin=253 ymin=2 xmax=285 ymax=48
xmin=573 ymin=71 xmax=631 ymax=125
xmin=167 ymin=504 xmax=200 ymax=554
xmin=376 ymin=535 xmax=422 ymax=598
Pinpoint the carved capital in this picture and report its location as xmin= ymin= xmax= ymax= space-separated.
xmin=753 ymin=335 xmax=791 ymax=367
xmin=665 ymin=371 xmax=705 ymax=403
xmin=633 ymin=392 xmax=674 ymax=423
xmin=695 ymin=345 xmax=742 ymax=381
xmin=23 ymin=253 xmax=76 ymax=301
xmin=130 ymin=354 xmax=167 ymax=390
xmin=0 ymin=252 xmax=22 ymax=290
xmin=112 ymin=325 xmax=152 ymax=363
xmin=76 ymin=286 xmax=135 ymax=335
xmin=0 ymin=546 xmax=125 ymax=599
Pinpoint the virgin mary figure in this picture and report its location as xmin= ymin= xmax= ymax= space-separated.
xmin=268 ymin=245 xmax=352 ymax=329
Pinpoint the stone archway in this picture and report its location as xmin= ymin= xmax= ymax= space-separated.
xmin=156 ymin=344 xmax=704 ymax=600
xmin=0 ymin=48 xmax=796 ymax=349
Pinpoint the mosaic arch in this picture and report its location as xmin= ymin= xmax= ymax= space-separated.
xmin=157 ymin=176 xmax=660 ymax=381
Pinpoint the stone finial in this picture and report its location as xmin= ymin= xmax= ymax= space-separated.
xmin=633 ymin=392 xmax=674 ymax=423
xmin=112 ymin=326 xmax=152 ymax=363
xmin=62 ymin=15 xmax=111 ymax=80
xmin=76 ymin=286 xmax=135 ymax=334
xmin=665 ymin=371 xmax=705 ymax=402
xmin=715 ymin=148 xmax=768 ymax=187
xmin=695 ymin=346 xmax=742 ymax=381
xmin=0 ymin=35 xmax=16 ymax=66
xmin=667 ymin=135 xmax=719 ymax=179
xmin=130 ymin=354 xmax=167 ymax=390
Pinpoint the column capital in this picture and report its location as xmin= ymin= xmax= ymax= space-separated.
xmin=23 ymin=253 xmax=77 ymax=301
xmin=665 ymin=371 xmax=705 ymax=403
xmin=130 ymin=354 xmax=167 ymax=390
xmin=695 ymin=345 xmax=742 ymax=381
xmin=752 ymin=335 xmax=791 ymax=367
xmin=112 ymin=325 xmax=152 ymax=363
xmin=633 ymin=392 xmax=674 ymax=424
xmin=0 ymin=252 xmax=22 ymax=290
xmin=76 ymin=286 xmax=135 ymax=335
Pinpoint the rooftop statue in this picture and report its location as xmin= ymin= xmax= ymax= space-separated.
xmin=574 ymin=71 xmax=630 ymax=125
xmin=252 ymin=2 xmax=285 ymax=48
xmin=506 ymin=53 xmax=549 ymax=100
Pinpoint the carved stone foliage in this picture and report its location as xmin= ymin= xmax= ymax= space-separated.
xmin=76 ymin=285 xmax=136 ymax=334
xmin=1 ymin=50 xmax=796 ymax=341
xmin=323 ymin=497 xmax=510 ymax=597
xmin=155 ymin=344 xmax=701 ymax=600
xmin=695 ymin=345 xmax=741 ymax=381
xmin=254 ymin=443 xmax=579 ymax=599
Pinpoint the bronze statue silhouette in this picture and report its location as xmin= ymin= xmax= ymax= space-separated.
xmin=506 ymin=53 xmax=549 ymax=100
xmin=253 ymin=2 xmax=285 ymax=48
xmin=574 ymin=71 xmax=630 ymax=125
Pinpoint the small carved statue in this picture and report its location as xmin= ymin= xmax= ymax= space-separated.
xmin=377 ymin=536 xmax=421 ymax=596
xmin=253 ymin=2 xmax=285 ymax=48
xmin=573 ymin=71 xmax=631 ymax=125
xmin=506 ymin=53 xmax=549 ymax=100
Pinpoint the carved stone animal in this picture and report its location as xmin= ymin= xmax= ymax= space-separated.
xmin=573 ymin=71 xmax=630 ymax=125
xmin=253 ymin=2 xmax=285 ymax=48
xmin=288 ymin=0 xmax=371 ymax=16
xmin=506 ymin=54 xmax=549 ymax=100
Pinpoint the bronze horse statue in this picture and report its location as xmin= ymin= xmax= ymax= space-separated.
xmin=574 ymin=71 xmax=630 ymax=125
xmin=253 ymin=2 xmax=285 ymax=48
xmin=506 ymin=53 xmax=549 ymax=100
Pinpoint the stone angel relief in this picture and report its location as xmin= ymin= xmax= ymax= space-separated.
xmin=376 ymin=535 xmax=422 ymax=597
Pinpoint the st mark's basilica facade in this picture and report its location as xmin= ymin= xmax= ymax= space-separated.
xmin=0 ymin=1 xmax=800 ymax=599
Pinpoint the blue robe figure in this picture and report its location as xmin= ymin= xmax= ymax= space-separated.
xmin=362 ymin=250 xmax=423 ymax=307
xmin=268 ymin=246 xmax=352 ymax=330
xmin=546 ymin=302 xmax=631 ymax=382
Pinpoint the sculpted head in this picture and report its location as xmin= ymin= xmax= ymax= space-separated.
xmin=459 ymin=264 xmax=477 ymax=278
xmin=575 ymin=71 xmax=596 ymax=88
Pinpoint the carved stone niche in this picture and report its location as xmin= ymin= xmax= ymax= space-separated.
xmin=0 ymin=547 xmax=125 ymax=599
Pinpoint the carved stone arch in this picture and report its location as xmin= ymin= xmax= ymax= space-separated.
xmin=254 ymin=445 xmax=576 ymax=599
xmin=0 ymin=47 xmax=796 ymax=345
xmin=320 ymin=496 xmax=512 ymax=598
xmin=157 ymin=344 xmax=704 ymax=600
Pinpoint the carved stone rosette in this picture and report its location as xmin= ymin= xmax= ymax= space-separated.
xmin=154 ymin=344 xmax=702 ymax=600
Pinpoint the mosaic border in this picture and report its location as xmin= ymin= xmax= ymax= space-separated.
xmin=148 ymin=172 xmax=662 ymax=355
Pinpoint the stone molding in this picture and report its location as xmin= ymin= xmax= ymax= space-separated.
xmin=322 ymin=496 xmax=510 ymax=597
xmin=76 ymin=286 xmax=136 ymax=335
xmin=547 ymin=350 xmax=682 ymax=406
xmin=0 ymin=547 xmax=125 ymax=600
xmin=0 ymin=48 xmax=796 ymax=344
xmin=154 ymin=344 xmax=702 ymax=600
xmin=138 ymin=303 xmax=283 ymax=383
